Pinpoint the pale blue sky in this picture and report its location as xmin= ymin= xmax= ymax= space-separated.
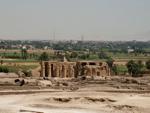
xmin=0 ymin=0 xmax=150 ymax=40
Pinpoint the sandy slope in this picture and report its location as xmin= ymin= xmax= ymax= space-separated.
xmin=0 ymin=91 xmax=150 ymax=113
xmin=0 ymin=76 xmax=150 ymax=113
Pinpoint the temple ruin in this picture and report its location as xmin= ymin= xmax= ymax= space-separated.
xmin=41 ymin=61 xmax=110 ymax=78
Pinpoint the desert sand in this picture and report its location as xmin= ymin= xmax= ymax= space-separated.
xmin=0 ymin=76 xmax=150 ymax=113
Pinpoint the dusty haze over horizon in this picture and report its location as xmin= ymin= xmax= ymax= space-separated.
xmin=0 ymin=0 xmax=150 ymax=41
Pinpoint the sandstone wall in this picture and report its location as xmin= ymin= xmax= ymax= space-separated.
xmin=41 ymin=61 xmax=110 ymax=78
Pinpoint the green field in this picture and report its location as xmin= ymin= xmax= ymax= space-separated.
xmin=0 ymin=64 xmax=39 ymax=73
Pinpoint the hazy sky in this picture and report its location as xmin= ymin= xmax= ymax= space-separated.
xmin=0 ymin=0 xmax=150 ymax=41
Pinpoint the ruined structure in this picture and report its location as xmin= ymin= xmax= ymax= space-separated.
xmin=41 ymin=61 xmax=110 ymax=78
xmin=75 ymin=61 xmax=110 ymax=77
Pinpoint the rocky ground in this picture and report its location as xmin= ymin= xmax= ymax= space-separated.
xmin=0 ymin=75 xmax=150 ymax=113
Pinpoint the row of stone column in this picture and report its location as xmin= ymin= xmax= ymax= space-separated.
xmin=41 ymin=61 xmax=110 ymax=78
xmin=41 ymin=62 xmax=75 ymax=78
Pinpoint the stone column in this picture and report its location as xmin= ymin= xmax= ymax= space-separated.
xmin=105 ymin=65 xmax=110 ymax=76
xmin=41 ymin=61 xmax=45 ymax=77
xmin=61 ymin=64 xmax=64 ymax=78
xmin=64 ymin=65 xmax=67 ymax=78
xmin=89 ymin=68 xmax=92 ymax=77
xmin=56 ymin=64 xmax=60 ymax=77
xmin=48 ymin=62 xmax=51 ymax=77
xmin=70 ymin=65 xmax=74 ymax=78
